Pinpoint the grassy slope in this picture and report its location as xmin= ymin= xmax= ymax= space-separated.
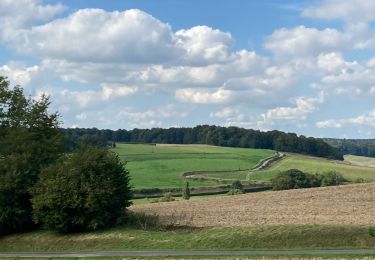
xmin=113 ymin=144 xmax=274 ymax=189
xmin=1 ymin=225 xmax=375 ymax=252
xmin=344 ymin=155 xmax=375 ymax=168
xmin=247 ymin=154 xmax=375 ymax=182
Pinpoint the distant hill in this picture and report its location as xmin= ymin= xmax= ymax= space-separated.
xmin=323 ymin=138 xmax=375 ymax=158
xmin=62 ymin=125 xmax=343 ymax=160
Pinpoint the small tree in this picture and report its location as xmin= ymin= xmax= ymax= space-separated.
xmin=182 ymin=181 xmax=190 ymax=200
xmin=32 ymin=146 xmax=132 ymax=233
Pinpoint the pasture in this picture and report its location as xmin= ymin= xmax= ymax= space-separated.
xmin=113 ymin=143 xmax=275 ymax=189
xmin=246 ymin=154 xmax=375 ymax=182
xmin=344 ymin=155 xmax=375 ymax=168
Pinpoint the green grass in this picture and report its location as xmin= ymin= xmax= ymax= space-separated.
xmin=113 ymin=144 xmax=275 ymax=189
xmin=248 ymin=154 xmax=375 ymax=182
xmin=2 ymin=225 xmax=375 ymax=252
xmin=344 ymin=155 xmax=375 ymax=168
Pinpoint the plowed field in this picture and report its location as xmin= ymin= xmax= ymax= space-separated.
xmin=131 ymin=183 xmax=375 ymax=227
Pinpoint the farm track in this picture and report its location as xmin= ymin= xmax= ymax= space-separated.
xmin=182 ymin=152 xmax=284 ymax=183
xmin=131 ymin=182 xmax=375 ymax=227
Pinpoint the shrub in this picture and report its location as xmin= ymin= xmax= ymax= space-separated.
xmin=231 ymin=180 xmax=243 ymax=191
xmin=272 ymin=169 xmax=318 ymax=190
xmin=227 ymin=188 xmax=243 ymax=195
xmin=318 ymin=171 xmax=346 ymax=186
xmin=182 ymin=181 xmax=190 ymax=200
xmin=369 ymin=227 xmax=375 ymax=237
xmin=31 ymin=146 xmax=132 ymax=233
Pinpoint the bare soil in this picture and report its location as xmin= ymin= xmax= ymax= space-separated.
xmin=130 ymin=183 xmax=375 ymax=227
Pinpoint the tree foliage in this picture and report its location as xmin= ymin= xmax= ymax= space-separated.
xmin=0 ymin=76 xmax=63 ymax=234
xmin=32 ymin=146 xmax=132 ymax=233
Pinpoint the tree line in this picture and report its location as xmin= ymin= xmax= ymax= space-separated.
xmin=64 ymin=126 xmax=343 ymax=160
xmin=324 ymin=138 xmax=375 ymax=158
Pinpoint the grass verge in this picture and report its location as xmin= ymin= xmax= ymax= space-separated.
xmin=1 ymin=225 xmax=375 ymax=252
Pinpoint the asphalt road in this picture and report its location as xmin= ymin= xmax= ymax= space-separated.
xmin=1 ymin=249 xmax=375 ymax=258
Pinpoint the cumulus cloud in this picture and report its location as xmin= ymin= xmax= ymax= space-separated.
xmin=264 ymin=26 xmax=348 ymax=58
xmin=0 ymin=0 xmax=65 ymax=42
xmin=316 ymin=109 xmax=375 ymax=128
xmin=0 ymin=63 xmax=40 ymax=87
xmin=258 ymin=91 xmax=325 ymax=125
xmin=175 ymin=88 xmax=234 ymax=104
xmin=302 ymin=0 xmax=375 ymax=22
xmin=175 ymin=26 xmax=234 ymax=65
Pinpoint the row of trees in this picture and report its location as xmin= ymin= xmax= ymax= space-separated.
xmin=64 ymin=126 xmax=343 ymax=160
xmin=0 ymin=77 xmax=132 ymax=234
xmin=324 ymin=138 xmax=375 ymax=158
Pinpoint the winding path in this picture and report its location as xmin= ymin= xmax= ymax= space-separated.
xmin=182 ymin=152 xmax=284 ymax=183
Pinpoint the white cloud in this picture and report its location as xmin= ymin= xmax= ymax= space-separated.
xmin=302 ymin=0 xmax=375 ymax=22
xmin=0 ymin=0 xmax=65 ymax=42
xmin=258 ymin=91 xmax=325 ymax=124
xmin=0 ymin=63 xmax=40 ymax=87
xmin=15 ymin=9 xmax=180 ymax=63
xmin=118 ymin=104 xmax=187 ymax=128
xmin=317 ymin=52 xmax=345 ymax=72
xmin=175 ymin=26 xmax=234 ymax=65
xmin=175 ymin=88 xmax=234 ymax=104
xmin=264 ymin=26 xmax=347 ymax=58
xmin=316 ymin=109 xmax=375 ymax=128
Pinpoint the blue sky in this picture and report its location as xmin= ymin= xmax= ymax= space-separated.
xmin=1 ymin=0 xmax=375 ymax=138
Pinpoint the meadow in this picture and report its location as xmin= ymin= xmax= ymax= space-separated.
xmin=200 ymin=153 xmax=375 ymax=183
xmin=246 ymin=154 xmax=375 ymax=182
xmin=113 ymin=143 xmax=275 ymax=189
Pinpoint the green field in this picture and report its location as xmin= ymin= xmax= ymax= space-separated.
xmin=113 ymin=144 xmax=275 ymax=189
xmin=344 ymin=155 xmax=375 ymax=168
xmin=2 ymin=225 xmax=375 ymax=252
xmin=247 ymin=154 xmax=375 ymax=182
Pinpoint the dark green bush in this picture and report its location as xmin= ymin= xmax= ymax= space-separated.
xmin=227 ymin=188 xmax=243 ymax=195
xmin=318 ymin=171 xmax=346 ymax=186
xmin=272 ymin=169 xmax=319 ymax=190
xmin=231 ymin=180 xmax=243 ymax=191
xmin=32 ymin=146 xmax=132 ymax=233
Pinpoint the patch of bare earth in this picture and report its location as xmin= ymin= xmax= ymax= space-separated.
xmin=130 ymin=183 xmax=375 ymax=227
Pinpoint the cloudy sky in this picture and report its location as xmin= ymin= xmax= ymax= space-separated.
xmin=1 ymin=0 xmax=375 ymax=138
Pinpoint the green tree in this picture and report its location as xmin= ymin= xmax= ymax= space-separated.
xmin=0 ymin=76 xmax=63 ymax=234
xmin=32 ymin=146 xmax=132 ymax=233
xmin=272 ymin=169 xmax=319 ymax=191
xmin=182 ymin=181 xmax=190 ymax=200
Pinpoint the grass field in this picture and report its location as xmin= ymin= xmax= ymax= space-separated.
xmin=113 ymin=144 xmax=275 ymax=189
xmin=246 ymin=154 xmax=375 ymax=182
xmin=2 ymin=224 xmax=375 ymax=252
xmin=344 ymin=155 xmax=375 ymax=168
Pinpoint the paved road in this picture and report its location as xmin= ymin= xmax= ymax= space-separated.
xmin=1 ymin=249 xmax=375 ymax=258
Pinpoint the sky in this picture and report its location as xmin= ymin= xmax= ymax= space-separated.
xmin=1 ymin=0 xmax=375 ymax=138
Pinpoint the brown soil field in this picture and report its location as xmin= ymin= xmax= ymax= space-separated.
xmin=130 ymin=183 xmax=375 ymax=227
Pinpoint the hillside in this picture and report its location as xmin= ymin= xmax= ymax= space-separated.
xmin=131 ymin=183 xmax=375 ymax=227
xmin=113 ymin=143 xmax=275 ymax=189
